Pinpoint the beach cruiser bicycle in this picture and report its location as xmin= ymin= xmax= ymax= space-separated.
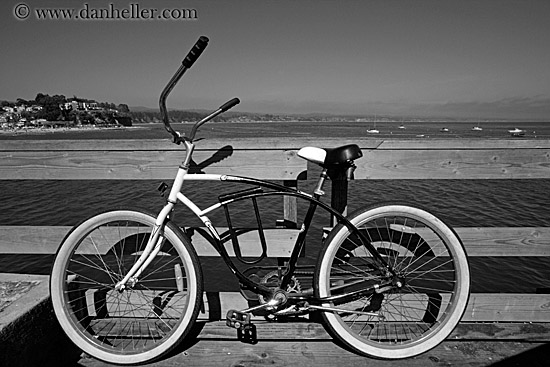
xmin=50 ymin=36 xmax=470 ymax=365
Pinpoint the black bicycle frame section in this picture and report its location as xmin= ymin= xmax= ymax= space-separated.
xmin=219 ymin=186 xmax=268 ymax=265
xmin=189 ymin=175 xmax=394 ymax=305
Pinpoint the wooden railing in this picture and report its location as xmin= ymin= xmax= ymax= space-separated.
xmin=1 ymin=137 xmax=550 ymax=364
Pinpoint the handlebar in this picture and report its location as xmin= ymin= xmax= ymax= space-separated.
xmin=182 ymin=36 xmax=209 ymax=68
xmin=188 ymin=97 xmax=240 ymax=142
xmin=159 ymin=36 xmax=240 ymax=144
xmin=219 ymin=97 xmax=240 ymax=113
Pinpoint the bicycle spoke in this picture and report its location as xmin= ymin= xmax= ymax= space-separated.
xmin=52 ymin=210 xmax=202 ymax=363
xmin=318 ymin=205 xmax=469 ymax=358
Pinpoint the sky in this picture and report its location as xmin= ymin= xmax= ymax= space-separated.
xmin=1 ymin=0 xmax=550 ymax=119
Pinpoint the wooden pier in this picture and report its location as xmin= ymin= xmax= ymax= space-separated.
xmin=1 ymin=137 xmax=549 ymax=366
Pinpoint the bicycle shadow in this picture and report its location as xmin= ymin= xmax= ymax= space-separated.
xmin=188 ymin=145 xmax=234 ymax=174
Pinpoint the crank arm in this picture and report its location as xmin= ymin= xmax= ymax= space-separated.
xmin=240 ymin=299 xmax=279 ymax=314
xmin=227 ymin=295 xmax=283 ymax=329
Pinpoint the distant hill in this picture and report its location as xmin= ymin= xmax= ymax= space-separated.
xmin=128 ymin=106 xmax=519 ymax=124
xmin=129 ymin=106 xmax=157 ymax=112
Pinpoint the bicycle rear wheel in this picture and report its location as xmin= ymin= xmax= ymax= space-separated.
xmin=315 ymin=204 xmax=469 ymax=359
xmin=50 ymin=209 xmax=203 ymax=365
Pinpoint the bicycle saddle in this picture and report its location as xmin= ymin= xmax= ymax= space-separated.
xmin=297 ymin=144 xmax=363 ymax=166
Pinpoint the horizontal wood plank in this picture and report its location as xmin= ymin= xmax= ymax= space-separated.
xmin=452 ymin=322 xmax=550 ymax=341
xmin=463 ymin=294 xmax=550 ymax=322
xmin=457 ymin=227 xmax=550 ymax=256
xmin=371 ymin=139 xmax=550 ymax=150
xmin=0 ymin=226 xmax=297 ymax=258
xmin=2 ymin=226 xmax=548 ymax=256
xmin=199 ymin=292 xmax=550 ymax=323
xmin=3 ymin=138 xmax=550 ymax=151
xmin=78 ymin=338 xmax=550 ymax=367
xmin=1 ymin=139 xmax=549 ymax=179
xmin=356 ymin=148 xmax=550 ymax=179
xmin=0 ymin=149 xmax=305 ymax=180
xmin=78 ymin=319 xmax=550 ymax=344
xmin=195 ymin=320 xmax=550 ymax=342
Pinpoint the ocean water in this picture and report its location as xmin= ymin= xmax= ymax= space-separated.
xmin=1 ymin=120 xmax=550 ymax=293
xmin=2 ymin=119 xmax=550 ymax=140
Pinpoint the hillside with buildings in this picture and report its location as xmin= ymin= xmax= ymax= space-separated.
xmin=1 ymin=94 xmax=132 ymax=130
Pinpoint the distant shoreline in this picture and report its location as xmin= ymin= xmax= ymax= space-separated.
xmin=0 ymin=125 xmax=148 ymax=136
xmin=1 ymin=120 xmax=549 ymax=140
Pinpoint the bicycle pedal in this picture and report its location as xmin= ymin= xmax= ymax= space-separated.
xmin=237 ymin=324 xmax=257 ymax=344
xmin=157 ymin=182 xmax=169 ymax=197
xmin=226 ymin=309 xmax=252 ymax=329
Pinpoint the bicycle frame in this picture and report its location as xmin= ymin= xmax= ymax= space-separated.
xmin=115 ymin=139 xmax=394 ymax=304
xmin=115 ymin=37 xmax=394 ymax=304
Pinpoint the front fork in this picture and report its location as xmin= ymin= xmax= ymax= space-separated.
xmin=114 ymin=202 xmax=175 ymax=292
xmin=116 ymin=142 xmax=195 ymax=292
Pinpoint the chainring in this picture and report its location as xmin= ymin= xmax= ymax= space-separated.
xmin=258 ymin=270 xmax=301 ymax=305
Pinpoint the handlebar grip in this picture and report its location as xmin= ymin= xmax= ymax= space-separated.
xmin=219 ymin=97 xmax=240 ymax=112
xmin=182 ymin=36 xmax=209 ymax=68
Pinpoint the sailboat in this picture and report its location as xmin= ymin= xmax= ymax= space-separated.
xmin=367 ymin=117 xmax=379 ymax=134
xmin=508 ymin=128 xmax=525 ymax=137
xmin=367 ymin=126 xmax=380 ymax=134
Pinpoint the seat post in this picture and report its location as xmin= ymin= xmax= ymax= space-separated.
xmin=330 ymin=167 xmax=349 ymax=227
xmin=313 ymin=168 xmax=329 ymax=198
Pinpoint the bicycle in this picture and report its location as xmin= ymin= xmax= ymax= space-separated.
xmin=50 ymin=36 xmax=470 ymax=365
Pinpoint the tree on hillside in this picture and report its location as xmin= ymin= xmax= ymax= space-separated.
xmin=117 ymin=104 xmax=130 ymax=113
xmin=35 ymin=93 xmax=48 ymax=105
xmin=35 ymin=94 xmax=66 ymax=121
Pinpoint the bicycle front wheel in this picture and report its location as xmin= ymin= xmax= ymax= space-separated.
xmin=315 ymin=204 xmax=469 ymax=359
xmin=50 ymin=209 xmax=203 ymax=365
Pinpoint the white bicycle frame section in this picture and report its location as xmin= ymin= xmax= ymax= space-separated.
xmin=114 ymin=139 xmax=232 ymax=291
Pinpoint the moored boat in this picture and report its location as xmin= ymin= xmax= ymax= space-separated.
xmin=508 ymin=128 xmax=525 ymax=137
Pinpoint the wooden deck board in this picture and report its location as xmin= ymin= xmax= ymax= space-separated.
xmin=76 ymin=328 xmax=550 ymax=367
xmin=356 ymin=148 xmax=550 ymax=179
xmin=0 ymin=226 xmax=298 ymax=257
xmin=2 ymin=137 xmax=550 ymax=151
xmin=198 ymin=292 xmax=550 ymax=323
xmin=2 ymin=226 xmax=549 ymax=256
xmin=78 ymin=318 xmax=550 ymax=342
xmin=2 ymin=138 xmax=549 ymax=180
xmin=195 ymin=321 xmax=550 ymax=342
xmin=0 ymin=149 xmax=305 ymax=180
